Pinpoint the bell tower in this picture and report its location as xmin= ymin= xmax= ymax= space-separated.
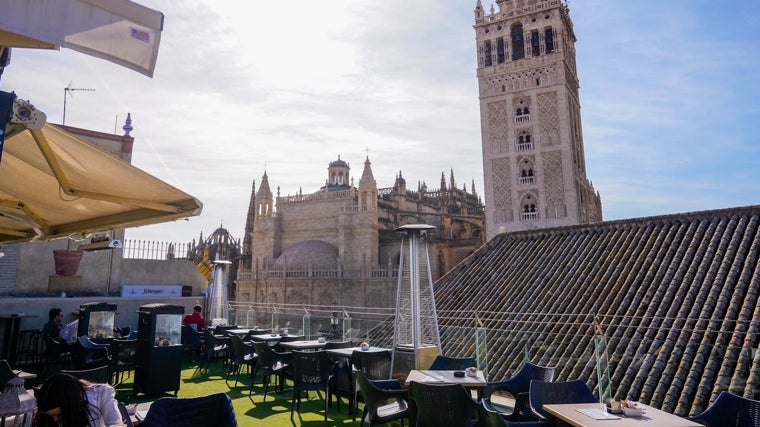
xmin=474 ymin=0 xmax=602 ymax=239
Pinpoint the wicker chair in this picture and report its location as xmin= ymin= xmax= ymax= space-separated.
xmin=527 ymin=379 xmax=597 ymax=422
xmin=0 ymin=359 xmax=16 ymax=392
xmin=428 ymin=355 xmax=477 ymax=370
xmin=109 ymin=338 xmax=137 ymax=385
xmin=181 ymin=325 xmax=204 ymax=362
xmin=409 ymin=381 xmax=478 ymax=427
xmin=355 ymin=371 xmax=409 ymax=427
xmin=201 ymin=329 xmax=230 ymax=371
xmin=71 ymin=336 xmax=110 ymax=370
xmin=226 ymin=335 xmax=257 ymax=386
xmin=250 ymin=341 xmax=292 ymax=400
xmin=687 ymin=391 xmax=760 ymax=427
xmin=483 ymin=362 xmax=556 ymax=420
xmin=117 ymin=402 xmax=135 ymax=427
xmin=477 ymin=400 xmax=547 ymax=427
xmin=61 ymin=365 xmax=111 ymax=384
xmin=348 ymin=349 xmax=393 ymax=420
xmin=290 ymin=350 xmax=335 ymax=421
xmin=139 ymin=392 xmax=237 ymax=427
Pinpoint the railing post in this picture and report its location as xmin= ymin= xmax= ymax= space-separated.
xmin=594 ymin=319 xmax=612 ymax=403
xmin=475 ymin=314 xmax=488 ymax=380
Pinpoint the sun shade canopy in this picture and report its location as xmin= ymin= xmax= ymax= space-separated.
xmin=0 ymin=94 xmax=202 ymax=243
xmin=0 ymin=0 xmax=163 ymax=77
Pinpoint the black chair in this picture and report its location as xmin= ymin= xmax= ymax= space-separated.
xmin=345 ymin=349 xmax=393 ymax=420
xmin=250 ymin=341 xmax=292 ymax=400
xmin=686 ymin=391 xmax=760 ymax=426
xmin=0 ymin=359 xmax=16 ymax=392
xmin=527 ymin=379 xmax=597 ymax=423
xmin=483 ymin=362 xmax=556 ymax=420
xmin=109 ymin=338 xmax=137 ymax=385
xmin=40 ymin=333 xmax=72 ymax=379
xmin=201 ymin=329 xmax=230 ymax=371
xmin=409 ymin=381 xmax=479 ymax=427
xmin=140 ymin=392 xmax=237 ymax=427
xmin=354 ymin=371 xmax=409 ymax=427
xmin=290 ymin=350 xmax=335 ymax=421
xmin=181 ymin=325 xmax=204 ymax=362
xmin=227 ymin=335 xmax=257 ymax=386
xmin=428 ymin=354 xmax=477 ymax=370
xmin=61 ymin=365 xmax=111 ymax=384
xmin=71 ymin=336 xmax=110 ymax=370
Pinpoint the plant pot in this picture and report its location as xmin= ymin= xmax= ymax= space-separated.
xmin=53 ymin=250 xmax=84 ymax=276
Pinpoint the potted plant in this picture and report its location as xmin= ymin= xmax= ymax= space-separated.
xmin=53 ymin=239 xmax=83 ymax=276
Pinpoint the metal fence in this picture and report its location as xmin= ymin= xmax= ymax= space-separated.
xmin=122 ymin=239 xmax=193 ymax=260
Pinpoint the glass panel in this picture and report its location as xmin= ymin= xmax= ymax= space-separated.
xmin=87 ymin=311 xmax=115 ymax=340
xmin=154 ymin=314 xmax=182 ymax=347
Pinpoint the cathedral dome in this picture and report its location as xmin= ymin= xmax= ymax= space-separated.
xmin=273 ymin=240 xmax=338 ymax=268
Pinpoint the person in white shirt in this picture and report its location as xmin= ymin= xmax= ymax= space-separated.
xmin=35 ymin=373 xmax=123 ymax=427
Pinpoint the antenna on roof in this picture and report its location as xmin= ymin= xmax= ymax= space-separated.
xmin=63 ymin=81 xmax=95 ymax=125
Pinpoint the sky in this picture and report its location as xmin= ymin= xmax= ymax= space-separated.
xmin=1 ymin=0 xmax=759 ymax=245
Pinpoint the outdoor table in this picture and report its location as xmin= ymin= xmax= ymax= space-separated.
xmin=132 ymin=401 xmax=154 ymax=425
xmin=276 ymin=340 xmax=327 ymax=351
xmin=225 ymin=328 xmax=253 ymax=336
xmin=405 ymin=369 xmax=487 ymax=399
xmin=325 ymin=346 xmax=392 ymax=360
xmin=0 ymin=314 xmax=39 ymax=368
xmin=542 ymin=403 xmax=701 ymax=427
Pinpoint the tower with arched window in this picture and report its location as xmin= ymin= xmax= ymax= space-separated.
xmin=474 ymin=0 xmax=602 ymax=239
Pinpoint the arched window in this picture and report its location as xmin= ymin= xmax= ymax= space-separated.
xmin=511 ymin=24 xmax=524 ymax=60
xmin=531 ymin=30 xmax=540 ymax=56
xmin=496 ymin=38 xmax=506 ymax=63
xmin=516 ymin=108 xmax=522 ymax=116
xmin=527 ymin=169 xmax=534 ymax=177
xmin=484 ymin=40 xmax=493 ymax=66
xmin=519 ymin=135 xmax=525 ymax=144
xmin=523 ymin=107 xmax=530 ymax=115
xmin=545 ymin=27 xmax=555 ymax=53
xmin=525 ymin=134 xmax=532 ymax=143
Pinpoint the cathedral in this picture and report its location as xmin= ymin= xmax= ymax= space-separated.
xmin=235 ymin=0 xmax=604 ymax=307
xmin=234 ymin=157 xmax=485 ymax=307
xmin=474 ymin=0 xmax=602 ymax=239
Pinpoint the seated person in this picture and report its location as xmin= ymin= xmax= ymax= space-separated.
xmin=42 ymin=307 xmax=65 ymax=342
xmin=35 ymin=373 xmax=122 ymax=427
xmin=182 ymin=304 xmax=205 ymax=330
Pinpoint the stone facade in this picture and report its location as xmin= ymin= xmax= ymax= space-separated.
xmin=235 ymin=157 xmax=485 ymax=308
xmin=474 ymin=0 xmax=602 ymax=239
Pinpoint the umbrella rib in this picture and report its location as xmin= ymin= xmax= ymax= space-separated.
xmin=0 ymin=199 xmax=47 ymax=238
xmin=29 ymin=128 xmax=183 ymax=214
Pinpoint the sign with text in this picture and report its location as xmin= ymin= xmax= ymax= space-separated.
xmin=121 ymin=285 xmax=183 ymax=298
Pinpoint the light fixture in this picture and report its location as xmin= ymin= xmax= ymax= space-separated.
xmin=0 ymin=375 xmax=36 ymax=421
xmin=77 ymin=238 xmax=122 ymax=251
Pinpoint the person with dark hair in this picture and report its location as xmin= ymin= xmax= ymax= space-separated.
xmin=42 ymin=308 xmax=65 ymax=343
xmin=182 ymin=304 xmax=205 ymax=330
xmin=35 ymin=373 xmax=122 ymax=427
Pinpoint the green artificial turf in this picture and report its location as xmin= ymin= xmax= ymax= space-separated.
xmin=113 ymin=357 xmax=367 ymax=426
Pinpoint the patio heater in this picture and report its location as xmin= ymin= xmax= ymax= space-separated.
xmin=207 ymin=259 xmax=232 ymax=327
xmin=391 ymin=224 xmax=442 ymax=375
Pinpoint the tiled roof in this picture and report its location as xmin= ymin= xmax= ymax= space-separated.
xmin=431 ymin=205 xmax=760 ymax=417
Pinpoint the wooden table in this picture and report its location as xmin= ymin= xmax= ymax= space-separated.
xmin=277 ymin=340 xmax=327 ymax=351
xmin=405 ymin=369 xmax=487 ymax=399
xmin=542 ymin=403 xmax=702 ymax=427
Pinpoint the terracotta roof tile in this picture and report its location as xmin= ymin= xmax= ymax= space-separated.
xmin=426 ymin=205 xmax=760 ymax=416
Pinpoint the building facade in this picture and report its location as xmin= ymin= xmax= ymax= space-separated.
xmin=235 ymin=157 xmax=485 ymax=308
xmin=474 ymin=0 xmax=602 ymax=239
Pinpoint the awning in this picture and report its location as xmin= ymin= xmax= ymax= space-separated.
xmin=0 ymin=94 xmax=202 ymax=243
xmin=0 ymin=0 xmax=163 ymax=77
